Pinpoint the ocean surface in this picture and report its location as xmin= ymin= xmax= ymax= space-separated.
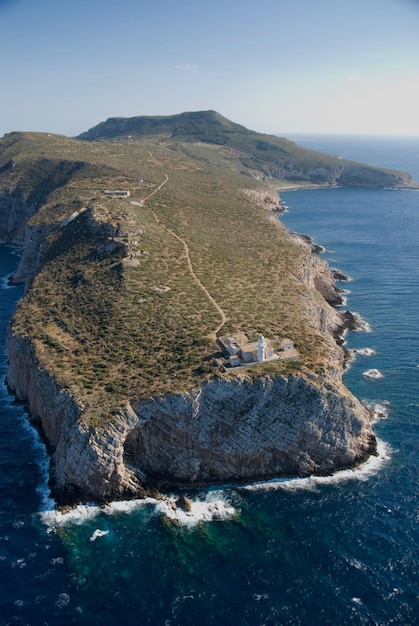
xmin=1 ymin=136 xmax=418 ymax=625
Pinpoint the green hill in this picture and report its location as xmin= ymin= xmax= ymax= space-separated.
xmin=77 ymin=110 xmax=416 ymax=188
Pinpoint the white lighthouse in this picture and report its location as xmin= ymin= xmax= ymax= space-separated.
xmin=257 ymin=335 xmax=267 ymax=362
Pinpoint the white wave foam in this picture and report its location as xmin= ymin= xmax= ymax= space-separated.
xmin=102 ymin=497 xmax=158 ymax=516
xmin=241 ymin=439 xmax=391 ymax=493
xmin=363 ymin=368 xmax=383 ymax=379
xmin=371 ymin=402 xmax=389 ymax=420
xmin=89 ymin=529 xmax=109 ymax=541
xmin=40 ymin=499 xmax=160 ymax=530
xmin=353 ymin=315 xmax=372 ymax=333
xmin=9 ymin=408 xmax=55 ymax=513
xmin=40 ymin=503 xmax=101 ymax=531
xmin=0 ymin=274 xmax=19 ymax=289
xmin=40 ymin=493 xmax=236 ymax=531
xmin=55 ymin=593 xmax=70 ymax=609
xmin=354 ymin=348 xmax=376 ymax=357
xmin=155 ymin=495 xmax=236 ymax=527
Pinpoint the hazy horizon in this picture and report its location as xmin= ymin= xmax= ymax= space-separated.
xmin=1 ymin=0 xmax=419 ymax=138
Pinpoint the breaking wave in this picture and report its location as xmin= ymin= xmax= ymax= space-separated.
xmin=240 ymin=438 xmax=391 ymax=493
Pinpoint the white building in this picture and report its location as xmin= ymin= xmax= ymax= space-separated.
xmin=257 ymin=335 xmax=267 ymax=362
xmin=218 ymin=332 xmax=299 ymax=369
xmin=104 ymin=190 xmax=131 ymax=198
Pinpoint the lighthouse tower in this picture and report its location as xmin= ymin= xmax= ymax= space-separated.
xmin=257 ymin=335 xmax=267 ymax=362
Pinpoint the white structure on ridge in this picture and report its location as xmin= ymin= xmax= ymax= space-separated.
xmin=104 ymin=190 xmax=131 ymax=198
xmin=257 ymin=335 xmax=267 ymax=362
xmin=217 ymin=331 xmax=298 ymax=369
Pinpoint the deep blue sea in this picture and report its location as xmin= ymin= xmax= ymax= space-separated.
xmin=1 ymin=136 xmax=418 ymax=625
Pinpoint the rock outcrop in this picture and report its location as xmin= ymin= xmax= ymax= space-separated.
xmin=125 ymin=374 xmax=375 ymax=487
xmin=6 ymin=325 xmax=375 ymax=502
xmin=0 ymin=123 xmax=382 ymax=504
xmin=5 ymin=230 xmax=377 ymax=503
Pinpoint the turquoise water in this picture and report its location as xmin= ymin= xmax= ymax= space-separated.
xmin=0 ymin=137 xmax=418 ymax=625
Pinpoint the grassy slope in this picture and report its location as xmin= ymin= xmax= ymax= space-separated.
xmin=1 ymin=131 xmax=339 ymax=426
xmin=76 ymin=110 xmax=408 ymax=184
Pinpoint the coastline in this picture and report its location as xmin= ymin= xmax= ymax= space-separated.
xmin=4 ymin=191 xmax=378 ymax=504
xmin=0 ymin=150 xmax=383 ymax=504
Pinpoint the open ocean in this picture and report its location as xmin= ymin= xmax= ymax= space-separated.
xmin=1 ymin=136 xmax=418 ymax=625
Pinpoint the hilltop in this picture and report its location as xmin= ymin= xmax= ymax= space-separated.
xmin=0 ymin=112 xmax=404 ymax=502
xmin=77 ymin=110 xmax=416 ymax=188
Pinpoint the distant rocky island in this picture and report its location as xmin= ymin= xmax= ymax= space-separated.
xmin=1 ymin=111 xmax=414 ymax=504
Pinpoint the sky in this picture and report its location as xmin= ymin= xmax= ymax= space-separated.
xmin=1 ymin=0 xmax=419 ymax=137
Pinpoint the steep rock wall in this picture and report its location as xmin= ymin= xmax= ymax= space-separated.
xmin=125 ymin=374 xmax=375 ymax=486
xmin=3 ymin=186 xmax=377 ymax=504
xmin=6 ymin=328 xmax=375 ymax=502
xmin=6 ymin=331 xmax=144 ymax=503
xmin=0 ymin=194 xmax=33 ymax=246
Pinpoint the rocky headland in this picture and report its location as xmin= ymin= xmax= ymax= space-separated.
xmin=0 ymin=113 xmax=395 ymax=504
xmin=4 ymin=211 xmax=376 ymax=503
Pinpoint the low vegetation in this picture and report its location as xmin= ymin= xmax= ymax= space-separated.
xmin=1 ymin=111 xmax=404 ymax=426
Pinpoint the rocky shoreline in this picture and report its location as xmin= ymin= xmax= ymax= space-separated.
xmin=3 ymin=199 xmax=378 ymax=504
xmin=6 ymin=326 xmax=377 ymax=504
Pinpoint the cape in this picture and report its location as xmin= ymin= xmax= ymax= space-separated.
xmin=2 ymin=111 xmax=406 ymax=503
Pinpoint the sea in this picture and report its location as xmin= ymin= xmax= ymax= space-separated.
xmin=0 ymin=136 xmax=418 ymax=625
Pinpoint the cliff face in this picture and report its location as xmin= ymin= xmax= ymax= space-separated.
xmin=126 ymin=374 xmax=375 ymax=487
xmin=0 ymin=128 xmax=380 ymax=504
xmin=5 ymin=238 xmax=376 ymax=503
xmin=6 ymin=327 xmax=375 ymax=502
xmin=0 ymin=194 xmax=36 ymax=247
xmin=6 ymin=332 xmax=145 ymax=503
xmin=0 ymin=192 xmax=54 ymax=290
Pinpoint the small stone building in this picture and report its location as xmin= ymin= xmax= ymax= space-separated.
xmin=279 ymin=338 xmax=294 ymax=351
xmin=104 ymin=190 xmax=131 ymax=198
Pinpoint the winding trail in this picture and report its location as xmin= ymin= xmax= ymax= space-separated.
xmin=141 ymin=172 xmax=227 ymax=341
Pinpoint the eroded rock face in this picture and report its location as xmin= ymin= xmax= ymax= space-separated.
xmin=0 ymin=194 xmax=32 ymax=245
xmin=2 ymin=189 xmax=377 ymax=504
xmin=6 ymin=331 xmax=145 ymax=503
xmin=125 ymin=375 xmax=375 ymax=487
xmin=6 ymin=324 xmax=376 ymax=503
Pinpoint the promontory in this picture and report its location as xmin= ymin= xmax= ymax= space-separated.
xmin=1 ymin=111 xmax=415 ymax=504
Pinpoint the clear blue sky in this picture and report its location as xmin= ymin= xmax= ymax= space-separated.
xmin=1 ymin=0 xmax=419 ymax=137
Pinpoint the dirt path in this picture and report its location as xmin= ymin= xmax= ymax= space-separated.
xmin=142 ymin=172 xmax=227 ymax=340
xmin=142 ymin=174 xmax=170 ymax=203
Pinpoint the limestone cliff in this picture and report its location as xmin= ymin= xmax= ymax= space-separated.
xmin=6 ymin=326 xmax=375 ymax=502
xmin=125 ymin=374 xmax=375 ymax=487
xmin=5 ymin=238 xmax=377 ymax=503
xmin=0 ymin=123 xmax=381 ymax=504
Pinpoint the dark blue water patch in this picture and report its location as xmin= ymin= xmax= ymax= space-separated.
xmin=0 ymin=246 xmax=77 ymax=625
xmin=33 ymin=467 xmax=417 ymax=626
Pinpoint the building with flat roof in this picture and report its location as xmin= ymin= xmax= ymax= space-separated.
xmin=217 ymin=332 xmax=298 ymax=369
xmin=104 ymin=190 xmax=131 ymax=198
